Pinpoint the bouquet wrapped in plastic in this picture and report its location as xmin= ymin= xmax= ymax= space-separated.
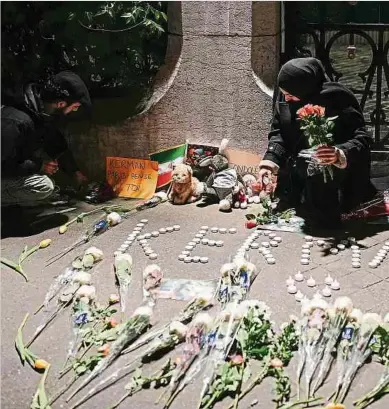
xmin=297 ymin=104 xmax=337 ymax=183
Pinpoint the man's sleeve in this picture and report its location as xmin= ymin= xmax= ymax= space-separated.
xmin=1 ymin=118 xmax=42 ymax=176
xmin=260 ymin=101 xmax=288 ymax=172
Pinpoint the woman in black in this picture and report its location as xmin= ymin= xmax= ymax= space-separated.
xmin=258 ymin=57 xmax=376 ymax=228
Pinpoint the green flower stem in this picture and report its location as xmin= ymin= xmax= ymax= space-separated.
xmin=278 ymin=396 xmax=323 ymax=409
xmin=46 ymin=376 xmax=78 ymax=408
xmin=227 ymin=364 xmax=270 ymax=409
xmin=63 ymin=208 xmax=105 ymax=230
xmin=201 ymin=392 xmax=219 ymax=409
xmin=1 ymin=256 xmax=29 ymax=282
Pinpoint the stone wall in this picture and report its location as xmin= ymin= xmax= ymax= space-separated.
xmin=72 ymin=1 xmax=280 ymax=179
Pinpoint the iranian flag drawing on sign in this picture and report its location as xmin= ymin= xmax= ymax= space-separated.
xmin=149 ymin=143 xmax=187 ymax=188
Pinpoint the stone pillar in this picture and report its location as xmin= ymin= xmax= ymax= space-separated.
xmin=73 ymin=1 xmax=281 ymax=179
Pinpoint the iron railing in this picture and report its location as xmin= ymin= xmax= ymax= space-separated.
xmin=286 ymin=23 xmax=389 ymax=151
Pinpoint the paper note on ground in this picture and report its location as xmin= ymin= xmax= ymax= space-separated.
xmin=106 ymin=157 xmax=158 ymax=199
xmin=157 ymin=278 xmax=217 ymax=301
xmin=225 ymin=148 xmax=262 ymax=178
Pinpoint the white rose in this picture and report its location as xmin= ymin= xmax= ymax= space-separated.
xmin=326 ymin=307 xmax=337 ymax=321
xmin=220 ymin=263 xmax=235 ymax=277
xmin=334 ymin=296 xmax=353 ymax=314
xmin=72 ymin=272 xmax=92 ymax=285
xmin=360 ymin=313 xmax=382 ymax=335
xmin=79 ymin=296 xmax=90 ymax=304
xmin=309 ymin=298 xmax=329 ymax=312
xmin=192 ymin=312 xmax=214 ymax=331
xmin=169 ymin=321 xmax=188 ymax=338
xmin=349 ymin=308 xmax=363 ymax=323
xmin=107 ymin=212 xmax=122 ymax=226
xmin=143 ymin=264 xmax=162 ymax=278
xmin=132 ymin=305 xmax=153 ymax=318
xmin=76 ymin=285 xmax=96 ymax=300
xmin=115 ymin=253 xmax=133 ymax=265
xmin=84 ymin=247 xmax=104 ymax=262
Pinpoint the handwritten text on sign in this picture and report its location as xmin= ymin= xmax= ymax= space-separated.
xmin=106 ymin=157 xmax=158 ymax=199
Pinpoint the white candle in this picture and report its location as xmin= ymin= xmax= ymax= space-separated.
xmin=149 ymin=253 xmax=158 ymax=260
xmin=267 ymin=258 xmax=276 ymax=264
xmin=261 ymin=242 xmax=270 ymax=248
xmin=307 ymin=276 xmax=316 ymax=287
xmin=159 ymin=228 xmax=167 ymax=234
xmin=144 ymin=233 xmax=152 ymax=239
xmin=216 ymin=241 xmax=224 ymax=247
xmin=219 ymin=228 xmax=227 ymax=234
xmin=229 ymin=228 xmax=237 ymax=234
xmin=324 ymin=274 xmax=333 ymax=285
xmin=287 ymin=284 xmax=297 ymax=294
xmin=140 ymin=219 xmax=148 ymax=224
xmin=173 ymin=225 xmax=181 ymax=231
xmin=151 ymin=231 xmax=160 ymax=237
xmin=330 ymin=280 xmax=340 ymax=290
xmin=200 ymin=257 xmax=209 ymax=263
xmin=286 ymin=276 xmax=295 ymax=286
xmin=322 ymin=287 xmax=332 ymax=297
xmin=295 ymin=271 xmax=304 ymax=282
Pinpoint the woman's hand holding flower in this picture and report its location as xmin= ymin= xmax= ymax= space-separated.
xmin=315 ymin=145 xmax=339 ymax=165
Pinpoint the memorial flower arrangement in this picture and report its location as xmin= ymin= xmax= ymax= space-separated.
xmin=66 ymin=305 xmax=153 ymax=402
xmin=354 ymin=312 xmax=389 ymax=408
xmin=297 ymin=104 xmax=338 ymax=183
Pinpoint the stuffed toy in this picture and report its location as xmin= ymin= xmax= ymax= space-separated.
xmin=242 ymin=173 xmax=261 ymax=204
xmin=198 ymin=139 xmax=245 ymax=211
xmin=168 ymin=164 xmax=203 ymax=205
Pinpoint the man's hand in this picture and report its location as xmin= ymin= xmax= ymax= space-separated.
xmin=41 ymin=160 xmax=59 ymax=175
xmin=74 ymin=171 xmax=89 ymax=186
xmin=315 ymin=145 xmax=339 ymax=165
xmin=257 ymin=167 xmax=273 ymax=191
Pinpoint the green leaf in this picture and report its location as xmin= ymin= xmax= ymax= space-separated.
xmin=245 ymin=214 xmax=256 ymax=221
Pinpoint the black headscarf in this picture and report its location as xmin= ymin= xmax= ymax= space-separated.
xmin=278 ymin=58 xmax=327 ymax=100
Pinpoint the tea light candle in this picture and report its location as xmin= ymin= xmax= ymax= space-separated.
xmin=193 ymin=256 xmax=200 ymax=263
xmin=286 ymin=276 xmax=295 ymax=286
xmin=159 ymin=228 xmax=167 ymax=234
xmin=216 ymin=241 xmax=224 ymax=247
xmin=144 ymin=233 xmax=151 ymax=239
xmin=151 ymin=231 xmax=160 ymax=237
xmin=211 ymin=227 xmax=219 ymax=233
xmin=351 ymin=245 xmax=359 ymax=250
xmin=352 ymin=261 xmax=361 ymax=268
xmin=137 ymin=223 xmax=145 ymax=228
xmin=295 ymin=290 xmax=304 ymax=302
xmin=317 ymin=240 xmax=325 ymax=247
xmin=301 ymin=258 xmax=310 ymax=265
xmin=149 ymin=253 xmax=158 ymax=260
xmin=295 ymin=271 xmax=304 ymax=282
xmin=250 ymin=243 xmax=260 ymax=249
xmin=368 ymin=261 xmax=378 ymax=268
xmin=270 ymin=240 xmax=278 ymax=247
xmin=324 ymin=274 xmax=333 ymax=285
xmin=263 ymin=230 xmax=270 ymax=236
xmin=261 ymin=242 xmax=270 ymax=248
xmin=185 ymin=245 xmax=194 ymax=251
xmin=201 ymin=239 xmax=209 ymax=245
xmin=307 ymin=276 xmax=316 ymax=287
xmin=269 ymin=233 xmax=276 ymax=239
xmin=200 ymin=257 xmax=209 ymax=263
xmin=140 ymin=219 xmax=148 ymax=224
xmin=173 ymin=225 xmax=181 ymax=231
xmin=219 ymin=228 xmax=227 ymax=234
xmin=287 ymin=284 xmax=297 ymax=294
xmin=337 ymin=244 xmax=346 ymax=251
xmin=302 ymin=244 xmax=311 ymax=249
xmin=188 ymin=242 xmax=196 ymax=247
xmin=133 ymin=231 xmax=140 ymax=236
xmin=145 ymin=249 xmax=153 ymax=256
xmin=229 ymin=228 xmax=237 ymax=234
xmin=322 ymin=287 xmax=332 ymax=297
xmin=330 ymin=248 xmax=339 ymax=255
xmin=274 ymin=236 xmax=282 ymax=243
xmin=184 ymin=257 xmax=192 ymax=263
xmin=305 ymin=235 xmax=313 ymax=242
xmin=208 ymin=240 xmax=215 ymax=247
xmin=267 ymin=258 xmax=276 ymax=264
xmin=139 ymin=239 xmax=148 ymax=245
xmin=166 ymin=227 xmax=174 ymax=233
xmin=178 ymin=254 xmax=186 ymax=261
xmin=331 ymin=280 xmax=340 ymax=290
xmin=302 ymin=249 xmax=310 ymax=255
xmin=262 ymin=248 xmax=271 ymax=255
xmin=134 ymin=227 xmax=142 ymax=231
xmin=382 ymin=245 xmax=389 ymax=251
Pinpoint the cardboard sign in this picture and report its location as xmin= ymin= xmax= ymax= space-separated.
xmin=225 ymin=148 xmax=262 ymax=178
xmin=106 ymin=157 xmax=158 ymax=199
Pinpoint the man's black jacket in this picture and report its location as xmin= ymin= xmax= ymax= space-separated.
xmin=1 ymin=84 xmax=79 ymax=177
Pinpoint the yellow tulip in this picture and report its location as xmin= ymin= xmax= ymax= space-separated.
xmin=59 ymin=225 xmax=68 ymax=234
xmin=34 ymin=359 xmax=49 ymax=370
xmin=39 ymin=239 xmax=52 ymax=249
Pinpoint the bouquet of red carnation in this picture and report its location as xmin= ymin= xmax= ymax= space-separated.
xmin=297 ymin=104 xmax=337 ymax=183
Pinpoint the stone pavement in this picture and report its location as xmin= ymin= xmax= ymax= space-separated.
xmin=1 ymin=200 xmax=389 ymax=409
